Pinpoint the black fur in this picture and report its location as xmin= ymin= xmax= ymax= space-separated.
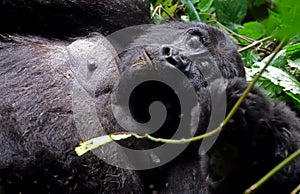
xmin=2 ymin=2 xmax=298 ymax=194
xmin=199 ymin=78 xmax=300 ymax=194
xmin=0 ymin=0 xmax=151 ymax=38
xmin=0 ymin=20 xmax=246 ymax=193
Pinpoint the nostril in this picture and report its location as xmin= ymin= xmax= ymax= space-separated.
xmin=161 ymin=46 xmax=171 ymax=57
xmin=166 ymin=56 xmax=177 ymax=65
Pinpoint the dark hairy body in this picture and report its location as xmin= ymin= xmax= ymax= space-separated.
xmin=0 ymin=0 xmax=151 ymax=38
xmin=0 ymin=19 xmax=245 ymax=193
xmin=0 ymin=1 xmax=299 ymax=193
xmin=199 ymin=78 xmax=300 ymax=194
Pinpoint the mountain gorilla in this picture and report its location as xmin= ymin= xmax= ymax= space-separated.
xmin=0 ymin=0 xmax=299 ymax=194
xmin=0 ymin=7 xmax=245 ymax=193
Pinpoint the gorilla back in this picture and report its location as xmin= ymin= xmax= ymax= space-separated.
xmin=0 ymin=0 xmax=151 ymax=38
xmin=0 ymin=35 xmax=146 ymax=193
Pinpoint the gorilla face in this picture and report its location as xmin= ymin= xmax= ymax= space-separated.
xmin=105 ymin=22 xmax=247 ymax=193
xmin=118 ymin=22 xmax=245 ymax=82
xmin=110 ymin=22 xmax=246 ymax=143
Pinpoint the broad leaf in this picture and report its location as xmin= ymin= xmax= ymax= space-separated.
xmin=197 ymin=0 xmax=213 ymax=12
xmin=246 ymin=61 xmax=300 ymax=95
xmin=214 ymin=0 xmax=248 ymax=27
xmin=181 ymin=0 xmax=201 ymax=21
xmin=238 ymin=22 xmax=266 ymax=41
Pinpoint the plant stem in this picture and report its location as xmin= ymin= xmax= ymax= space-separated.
xmin=244 ymin=149 xmax=300 ymax=194
xmin=238 ymin=36 xmax=273 ymax=53
xmin=117 ymin=38 xmax=287 ymax=145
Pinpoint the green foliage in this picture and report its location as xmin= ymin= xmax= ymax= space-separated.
xmin=149 ymin=0 xmax=300 ymax=113
xmin=250 ymin=0 xmax=266 ymax=7
xmin=238 ymin=22 xmax=266 ymax=43
xmin=286 ymin=43 xmax=300 ymax=60
xmin=214 ymin=0 xmax=248 ymax=29
xmin=263 ymin=9 xmax=281 ymax=35
xmin=150 ymin=0 xmax=179 ymax=23
xmin=197 ymin=0 xmax=214 ymax=12
xmin=76 ymin=3 xmax=300 ymax=192
xmin=274 ymin=0 xmax=300 ymax=40
xmin=181 ymin=0 xmax=201 ymax=21
xmin=246 ymin=50 xmax=300 ymax=113
xmin=241 ymin=50 xmax=261 ymax=67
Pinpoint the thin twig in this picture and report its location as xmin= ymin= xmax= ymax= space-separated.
xmin=151 ymin=4 xmax=162 ymax=19
xmin=82 ymin=38 xmax=286 ymax=148
xmin=238 ymin=36 xmax=273 ymax=53
xmin=151 ymin=4 xmax=173 ymax=19
xmin=202 ymin=13 xmax=255 ymax=43
xmin=291 ymin=184 xmax=300 ymax=194
xmin=244 ymin=149 xmax=300 ymax=194
xmin=76 ymin=38 xmax=287 ymax=157
xmin=236 ymin=43 xmax=273 ymax=53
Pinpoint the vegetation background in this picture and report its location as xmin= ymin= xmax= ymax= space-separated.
xmin=149 ymin=0 xmax=300 ymax=116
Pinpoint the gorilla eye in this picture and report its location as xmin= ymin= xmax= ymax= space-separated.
xmin=186 ymin=28 xmax=210 ymax=48
xmin=186 ymin=35 xmax=202 ymax=50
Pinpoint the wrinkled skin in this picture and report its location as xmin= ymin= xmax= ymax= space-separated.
xmin=0 ymin=21 xmax=246 ymax=194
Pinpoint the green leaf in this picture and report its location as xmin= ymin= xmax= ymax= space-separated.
xmin=285 ymin=91 xmax=300 ymax=104
xmin=269 ymin=51 xmax=288 ymax=69
xmin=153 ymin=0 xmax=164 ymax=6
xmin=246 ymin=61 xmax=300 ymax=95
xmin=286 ymin=43 xmax=300 ymax=56
xmin=263 ymin=0 xmax=300 ymax=40
xmin=238 ymin=22 xmax=266 ymax=41
xmin=181 ymin=0 xmax=201 ymax=21
xmin=197 ymin=0 xmax=213 ymax=12
xmin=263 ymin=9 xmax=281 ymax=36
xmin=252 ymin=0 xmax=266 ymax=6
xmin=241 ymin=50 xmax=261 ymax=68
xmin=285 ymin=43 xmax=300 ymax=60
xmin=153 ymin=14 xmax=165 ymax=24
xmin=255 ymin=77 xmax=283 ymax=97
xmin=163 ymin=3 xmax=178 ymax=17
xmin=75 ymin=133 xmax=132 ymax=156
xmin=275 ymin=0 xmax=300 ymax=40
xmin=199 ymin=12 xmax=213 ymax=22
xmin=214 ymin=0 xmax=248 ymax=27
xmin=162 ymin=0 xmax=173 ymax=6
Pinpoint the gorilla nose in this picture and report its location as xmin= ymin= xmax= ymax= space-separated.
xmin=160 ymin=46 xmax=190 ymax=69
xmin=161 ymin=46 xmax=179 ymax=57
